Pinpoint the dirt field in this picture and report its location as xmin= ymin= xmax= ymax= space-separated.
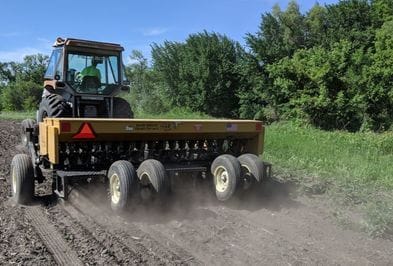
xmin=0 ymin=119 xmax=392 ymax=265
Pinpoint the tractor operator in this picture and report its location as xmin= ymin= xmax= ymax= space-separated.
xmin=79 ymin=57 xmax=102 ymax=81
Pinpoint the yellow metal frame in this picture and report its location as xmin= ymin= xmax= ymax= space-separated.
xmin=39 ymin=118 xmax=265 ymax=165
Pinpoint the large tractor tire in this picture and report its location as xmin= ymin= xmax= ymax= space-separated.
xmin=21 ymin=119 xmax=36 ymax=147
xmin=10 ymin=154 xmax=34 ymax=204
xmin=38 ymin=94 xmax=71 ymax=122
xmin=238 ymin=153 xmax=265 ymax=189
xmin=211 ymin=154 xmax=241 ymax=201
xmin=108 ymin=160 xmax=137 ymax=212
xmin=113 ymin=97 xmax=133 ymax=118
xmin=137 ymin=159 xmax=170 ymax=200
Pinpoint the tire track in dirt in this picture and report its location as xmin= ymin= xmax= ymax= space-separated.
xmin=123 ymin=221 xmax=201 ymax=265
xmin=150 ymin=217 xmax=264 ymax=265
xmin=25 ymin=206 xmax=83 ymax=266
xmin=47 ymin=204 xmax=137 ymax=265
xmin=68 ymin=188 xmax=199 ymax=265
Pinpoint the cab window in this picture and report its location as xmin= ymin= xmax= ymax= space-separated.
xmin=66 ymin=52 xmax=120 ymax=95
xmin=44 ymin=49 xmax=62 ymax=79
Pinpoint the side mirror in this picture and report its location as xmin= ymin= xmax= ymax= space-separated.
xmin=54 ymin=74 xmax=61 ymax=80
xmin=120 ymin=85 xmax=130 ymax=93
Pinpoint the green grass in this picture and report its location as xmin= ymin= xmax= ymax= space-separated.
xmin=0 ymin=111 xmax=35 ymax=120
xmin=264 ymin=122 xmax=393 ymax=238
xmin=0 ymin=108 xmax=211 ymax=121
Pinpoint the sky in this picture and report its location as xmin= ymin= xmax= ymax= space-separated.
xmin=0 ymin=0 xmax=339 ymax=63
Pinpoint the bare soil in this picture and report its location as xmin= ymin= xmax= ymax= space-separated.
xmin=0 ymin=119 xmax=392 ymax=265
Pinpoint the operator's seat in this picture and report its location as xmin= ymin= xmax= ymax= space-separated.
xmin=81 ymin=76 xmax=101 ymax=91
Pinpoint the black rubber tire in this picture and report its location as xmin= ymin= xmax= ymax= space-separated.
xmin=137 ymin=159 xmax=170 ymax=196
xmin=107 ymin=160 xmax=136 ymax=212
xmin=10 ymin=154 xmax=34 ymax=205
xmin=211 ymin=154 xmax=241 ymax=201
xmin=38 ymin=94 xmax=71 ymax=122
xmin=21 ymin=119 xmax=36 ymax=147
xmin=113 ymin=97 xmax=133 ymax=118
xmin=238 ymin=153 xmax=265 ymax=183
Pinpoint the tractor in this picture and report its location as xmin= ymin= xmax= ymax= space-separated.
xmin=11 ymin=38 xmax=271 ymax=211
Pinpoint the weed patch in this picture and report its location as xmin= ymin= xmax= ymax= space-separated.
xmin=264 ymin=122 xmax=393 ymax=238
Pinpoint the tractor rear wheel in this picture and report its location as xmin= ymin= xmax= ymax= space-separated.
xmin=137 ymin=159 xmax=170 ymax=200
xmin=211 ymin=154 xmax=241 ymax=201
xmin=113 ymin=97 xmax=133 ymax=118
xmin=38 ymin=94 xmax=71 ymax=122
xmin=21 ymin=119 xmax=36 ymax=147
xmin=10 ymin=154 xmax=34 ymax=204
xmin=108 ymin=160 xmax=137 ymax=212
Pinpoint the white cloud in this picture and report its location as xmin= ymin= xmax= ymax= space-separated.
xmin=0 ymin=47 xmax=48 ymax=62
xmin=0 ymin=36 xmax=52 ymax=62
xmin=142 ymin=27 xmax=168 ymax=36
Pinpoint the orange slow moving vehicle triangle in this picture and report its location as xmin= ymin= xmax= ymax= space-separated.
xmin=72 ymin=123 xmax=96 ymax=139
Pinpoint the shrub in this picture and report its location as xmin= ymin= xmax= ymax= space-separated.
xmin=1 ymin=81 xmax=42 ymax=111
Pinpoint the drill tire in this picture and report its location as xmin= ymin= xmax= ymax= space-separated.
xmin=10 ymin=154 xmax=34 ymax=205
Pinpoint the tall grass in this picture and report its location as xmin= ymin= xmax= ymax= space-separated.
xmin=0 ymin=111 xmax=35 ymax=120
xmin=134 ymin=107 xmax=212 ymax=119
xmin=264 ymin=122 xmax=393 ymax=189
xmin=264 ymin=122 xmax=393 ymax=237
xmin=0 ymin=108 xmax=211 ymax=121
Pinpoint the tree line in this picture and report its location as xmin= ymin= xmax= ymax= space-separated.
xmin=1 ymin=0 xmax=393 ymax=132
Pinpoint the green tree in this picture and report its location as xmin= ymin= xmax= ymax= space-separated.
xmin=371 ymin=0 xmax=393 ymax=27
xmin=124 ymin=50 xmax=169 ymax=115
xmin=1 ymin=80 xmax=42 ymax=111
xmin=0 ymin=54 xmax=47 ymax=111
xmin=152 ymin=31 xmax=244 ymax=117
xmin=362 ymin=20 xmax=393 ymax=130
xmin=0 ymin=62 xmax=18 ymax=84
xmin=266 ymin=40 xmax=368 ymax=131
xmin=247 ymin=1 xmax=306 ymax=65
xmin=17 ymin=54 xmax=48 ymax=84
xmin=305 ymin=4 xmax=328 ymax=46
xmin=325 ymin=0 xmax=373 ymax=48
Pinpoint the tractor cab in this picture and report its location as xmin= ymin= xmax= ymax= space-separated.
xmin=44 ymin=37 xmax=129 ymax=95
xmin=40 ymin=38 xmax=132 ymax=120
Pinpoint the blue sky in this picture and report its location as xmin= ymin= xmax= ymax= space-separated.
xmin=0 ymin=0 xmax=339 ymax=63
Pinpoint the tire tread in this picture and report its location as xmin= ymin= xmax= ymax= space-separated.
xmin=11 ymin=154 xmax=34 ymax=204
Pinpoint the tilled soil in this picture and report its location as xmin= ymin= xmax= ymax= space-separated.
xmin=0 ymin=121 xmax=54 ymax=264
xmin=0 ymin=119 xmax=392 ymax=265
